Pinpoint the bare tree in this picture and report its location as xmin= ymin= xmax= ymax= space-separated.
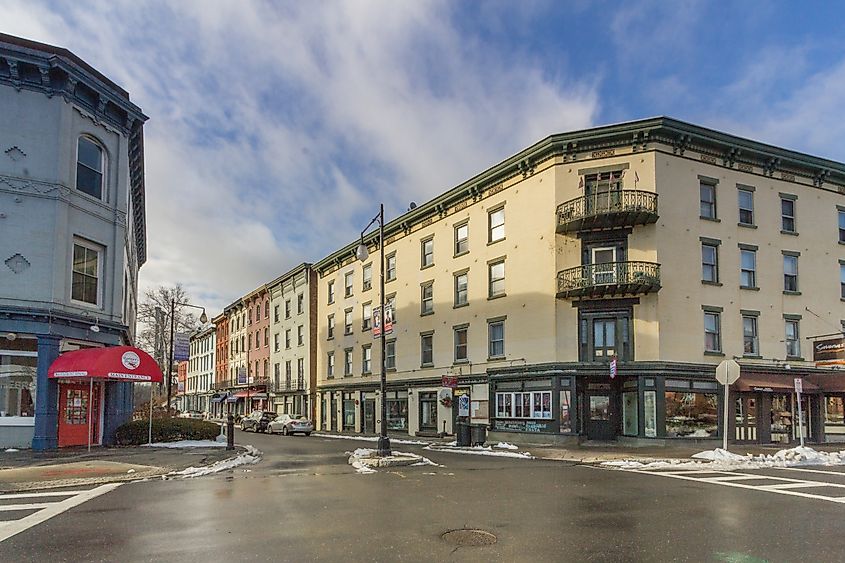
xmin=136 ymin=284 xmax=203 ymax=374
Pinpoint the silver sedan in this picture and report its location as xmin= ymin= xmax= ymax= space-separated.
xmin=267 ymin=414 xmax=314 ymax=436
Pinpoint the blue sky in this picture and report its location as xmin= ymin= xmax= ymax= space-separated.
xmin=5 ymin=0 xmax=845 ymax=314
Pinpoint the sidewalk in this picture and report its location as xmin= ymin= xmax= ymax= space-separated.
xmin=0 ymin=443 xmax=246 ymax=492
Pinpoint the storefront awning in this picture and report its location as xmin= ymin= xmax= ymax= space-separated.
xmin=806 ymin=373 xmax=845 ymax=393
xmin=210 ymin=393 xmax=228 ymax=403
xmin=733 ymin=374 xmax=819 ymax=393
xmin=48 ymin=346 xmax=163 ymax=383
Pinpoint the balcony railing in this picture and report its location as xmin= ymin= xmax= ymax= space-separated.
xmin=557 ymin=261 xmax=661 ymax=299
xmin=556 ymin=190 xmax=658 ymax=233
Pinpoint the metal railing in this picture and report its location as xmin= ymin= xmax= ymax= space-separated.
xmin=556 ymin=190 xmax=658 ymax=228
xmin=557 ymin=261 xmax=661 ymax=296
xmin=269 ymin=377 xmax=308 ymax=392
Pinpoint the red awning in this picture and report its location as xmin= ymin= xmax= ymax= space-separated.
xmin=733 ymin=374 xmax=819 ymax=393
xmin=48 ymin=346 xmax=163 ymax=383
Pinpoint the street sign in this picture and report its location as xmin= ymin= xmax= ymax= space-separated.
xmin=442 ymin=375 xmax=457 ymax=388
xmin=715 ymin=359 xmax=741 ymax=385
xmin=794 ymin=378 xmax=803 ymax=393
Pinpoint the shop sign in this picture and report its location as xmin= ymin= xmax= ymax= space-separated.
xmin=493 ymin=419 xmax=553 ymax=433
xmin=814 ymin=337 xmax=845 ymax=364
xmin=441 ymin=375 xmax=458 ymax=388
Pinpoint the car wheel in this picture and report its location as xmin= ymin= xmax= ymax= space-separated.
xmin=241 ymin=423 xmax=247 ymax=431
xmin=283 ymin=426 xmax=289 ymax=436
xmin=305 ymin=432 xmax=311 ymax=436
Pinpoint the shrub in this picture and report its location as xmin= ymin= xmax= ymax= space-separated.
xmin=115 ymin=418 xmax=220 ymax=445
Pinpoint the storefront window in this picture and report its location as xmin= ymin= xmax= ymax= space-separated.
xmin=622 ymin=392 xmax=638 ymax=436
xmin=664 ymin=392 xmax=717 ymax=438
xmin=1 ymin=337 xmax=37 ymax=417
xmin=419 ymin=392 xmax=437 ymax=430
xmin=559 ymin=390 xmax=571 ymax=432
xmin=825 ymin=397 xmax=844 ymax=424
xmin=387 ymin=397 xmax=408 ymax=430
xmin=496 ymin=391 xmax=552 ymax=419
xmin=771 ymin=394 xmax=792 ymax=442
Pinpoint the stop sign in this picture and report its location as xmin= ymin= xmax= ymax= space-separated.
xmin=715 ymin=359 xmax=741 ymax=385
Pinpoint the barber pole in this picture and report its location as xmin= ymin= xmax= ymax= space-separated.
xmin=610 ymin=356 xmax=618 ymax=379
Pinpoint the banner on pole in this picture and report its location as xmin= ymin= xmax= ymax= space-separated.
xmin=174 ymin=332 xmax=191 ymax=361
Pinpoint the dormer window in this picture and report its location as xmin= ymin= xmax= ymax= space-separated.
xmin=76 ymin=136 xmax=104 ymax=199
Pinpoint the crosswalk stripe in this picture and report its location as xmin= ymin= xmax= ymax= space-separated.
xmin=0 ymin=483 xmax=121 ymax=544
xmin=0 ymin=491 xmax=88 ymax=500
xmin=0 ymin=503 xmax=55 ymax=512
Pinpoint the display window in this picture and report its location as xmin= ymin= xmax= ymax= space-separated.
xmin=664 ymin=391 xmax=718 ymax=438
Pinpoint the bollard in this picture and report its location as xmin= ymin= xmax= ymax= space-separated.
xmin=226 ymin=414 xmax=235 ymax=450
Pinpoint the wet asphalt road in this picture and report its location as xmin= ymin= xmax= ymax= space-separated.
xmin=2 ymin=431 xmax=845 ymax=563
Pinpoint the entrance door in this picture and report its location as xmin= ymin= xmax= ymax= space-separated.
xmin=58 ymin=382 xmax=101 ymax=447
xmin=419 ymin=392 xmax=438 ymax=431
xmin=735 ymin=394 xmax=758 ymax=442
xmin=592 ymin=319 xmax=617 ymax=360
xmin=586 ymin=393 xmax=614 ymax=440
xmin=363 ymin=399 xmax=375 ymax=434
xmin=330 ymin=394 xmax=338 ymax=431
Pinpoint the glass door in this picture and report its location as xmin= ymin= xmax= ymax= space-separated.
xmin=622 ymin=391 xmax=638 ymax=436
xmin=586 ymin=394 xmax=614 ymax=440
xmin=771 ymin=394 xmax=792 ymax=443
xmin=735 ymin=394 xmax=757 ymax=441
xmin=419 ymin=392 xmax=438 ymax=431
xmin=592 ymin=319 xmax=617 ymax=361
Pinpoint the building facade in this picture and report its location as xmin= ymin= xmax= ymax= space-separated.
xmin=0 ymin=34 xmax=148 ymax=449
xmin=313 ymin=117 xmax=845 ymax=445
xmin=211 ymin=312 xmax=229 ymax=419
xmin=186 ymin=326 xmax=215 ymax=414
xmin=268 ymin=264 xmax=316 ymax=419
xmin=243 ymin=286 xmax=271 ymax=410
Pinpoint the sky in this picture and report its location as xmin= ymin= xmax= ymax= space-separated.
xmin=4 ymin=0 xmax=845 ymax=315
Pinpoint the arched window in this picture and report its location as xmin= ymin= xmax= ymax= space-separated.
xmin=76 ymin=136 xmax=104 ymax=199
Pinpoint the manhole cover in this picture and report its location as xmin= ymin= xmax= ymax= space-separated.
xmin=441 ymin=529 xmax=497 ymax=547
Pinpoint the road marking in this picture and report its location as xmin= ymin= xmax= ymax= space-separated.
xmin=776 ymin=467 xmax=845 ymax=477
xmin=0 ymin=484 xmax=121 ymax=543
xmin=631 ymin=469 xmax=845 ymax=504
xmin=0 ymin=490 xmax=87 ymax=500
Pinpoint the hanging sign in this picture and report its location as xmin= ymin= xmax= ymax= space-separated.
xmin=441 ymin=375 xmax=458 ymax=389
xmin=814 ymin=337 xmax=845 ymax=366
xmin=372 ymin=300 xmax=394 ymax=338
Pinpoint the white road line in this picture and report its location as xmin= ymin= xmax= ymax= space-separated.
xmin=0 ymin=503 xmax=56 ymax=512
xmin=632 ymin=470 xmax=845 ymax=504
xmin=776 ymin=467 xmax=845 ymax=477
xmin=0 ymin=483 xmax=121 ymax=543
xmin=760 ymin=482 xmax=830 ymax=489
xmin=0 ymin=491 xmax=88 ymax=500
xmin=701 ymin=475 xmax=790 ymax=482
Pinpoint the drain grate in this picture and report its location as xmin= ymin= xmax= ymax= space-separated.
xmin=441 ymin=529 xmax=497 ymax=547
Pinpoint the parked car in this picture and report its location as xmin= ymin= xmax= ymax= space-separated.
xmin=179 ymin=410 xmax=204 ymax=420
xmin=240 ymin=410 xmax=277 ymax=432
xmin=267 ymin=414 xmax=314 ymax=436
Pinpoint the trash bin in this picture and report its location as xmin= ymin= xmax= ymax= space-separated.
xmin=456 ymin=421 xmax=471 ymax=447
xmin=470 ymin=424 xmax=487 ymax=447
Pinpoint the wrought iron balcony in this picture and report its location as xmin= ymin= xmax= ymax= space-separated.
xmin=270 ymin=377 xmax=307 ymax=392
xmin=556 ymin=190 xmax=658 ymax=233
xmin=556 ymin=261 xmax=661 ymax=299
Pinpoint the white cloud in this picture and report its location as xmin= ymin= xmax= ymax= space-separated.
xmin=3 ymin=0 xmax=598 ymax=314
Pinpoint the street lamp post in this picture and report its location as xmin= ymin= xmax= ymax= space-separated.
xmin=356 ymin=203 xmax=391 ymax=457
xmin=167 ymin=299 xmax=208 ymax=414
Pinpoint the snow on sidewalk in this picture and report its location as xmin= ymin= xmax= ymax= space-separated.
xmin=171 ymin=445 xmax=262 ymax=478
xmin=143 ymin=440 xmax=227 ymax=448
xmin=313 ymin=432 xmax=429 ymax=445
xmin=602 ymin=446 xmax=845 ymax=472
xmin=425 ymin=444 xmax=534 ymax=459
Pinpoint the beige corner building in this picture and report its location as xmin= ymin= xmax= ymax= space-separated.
xmin=314 ymin=117 xmax=845 ymax=445
xmin=268 ymin=263 xmax=317 ymax=420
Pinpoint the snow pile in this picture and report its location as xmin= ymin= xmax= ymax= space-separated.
xmin=494 ymin=442 xmax=519 ymax=450
xmin=425 ymin=444 xmax=534 ymax=459
xmin=313 ymin=433 xmax=429 ymax=445
xmin=4 ymin=448 xmax=20 ymax=453
xmin=691 ymin=448 xmax=749 ymax=462
xmin=410 ymin=456 xmax=443 ymax=467
xmin=603 ymin=446 xmax=845 ymax=472
xmin=144 ymin=440 xmax=227 ymax=448
xmin=172 ymin=445 xmax=262 ymax=478
xmin=348 ymin=448 xmax=377 ymax=474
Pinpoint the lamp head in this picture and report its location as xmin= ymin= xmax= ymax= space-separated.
xmin=355 ymin=239 xmax=369 ymax=262
xmin=200 ymin=311 xmax=208 ymax=324
xmin=89 ymin=324 xmax=100 ymax=333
